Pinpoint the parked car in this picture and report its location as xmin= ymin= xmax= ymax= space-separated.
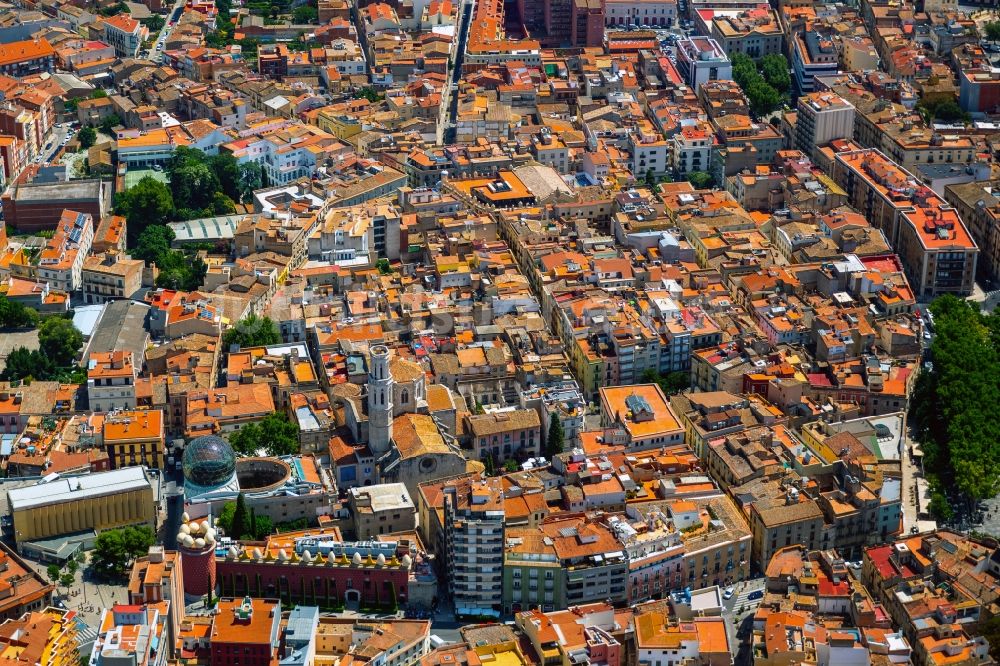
xmin=722 ymin=587 xmax=735 ymax=600
xmin=747 ymin=590 xmax=763 ymax=601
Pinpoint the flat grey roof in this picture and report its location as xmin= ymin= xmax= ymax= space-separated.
xmin=85 ymin=300 xmax=150 ymax=361
xmin=13 ymin=179 xmax=104 ymax=202
xmin=8 ymin=467 xmax=151 ymax=511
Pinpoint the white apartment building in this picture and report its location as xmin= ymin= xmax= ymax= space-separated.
xmin=672 ymin=124 xmax=712 ymax=176
xmin=629 ymin=124 xmax=672 ymax=178
xmin=103 ymin=14 xmax=147 ymax=58
xmin=87 ymin=351 xmax=138 ymax=413
xmin=37 ymin=209 xmax=94 ymax=293
xmin=675 ymin=36 xmax=732 ymax=92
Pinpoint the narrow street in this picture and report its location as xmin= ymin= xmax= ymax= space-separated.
xmin=442 ymin=0 xmax=474 ymax=145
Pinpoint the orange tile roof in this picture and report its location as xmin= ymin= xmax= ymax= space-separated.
xmin=0 ymin=39 xmax=54 ymax=67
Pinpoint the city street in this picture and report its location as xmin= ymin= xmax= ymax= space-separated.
xmin=151 ymin=0 xmax=186 ymax=63
xmin=34 ymin=124 xmax=68 ymax=165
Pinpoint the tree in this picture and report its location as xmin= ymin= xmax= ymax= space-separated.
xmin=910 ymin=296 xmax=1000 ymax=502
xmin=546 ymin=412 xmax=564 ymax=457
xmin=118 ymin=176 xmax=174 ymax=245
xmin=230 ymin=493 xmax=249 ymax=540
xmin=731 ymin=53 xmax=784 ymax=118
xmin=504 ymin=459 xmax=519 ymax=472
xmin=222 ymin=314 xmax=281 ymax=349
xmin=376 ymin=259 xmax=392 ymax=274
xmin=78 ymin=126 xmax=96 ymax=149
xmin=170 ymin=161 xmax=221 ymax=216
xmin=0 ymin=296 xmax=39 ymax=329
xmin=985 ymin=21 xmax=1000 ymax=42
xmin=59 ymin=572 xmax=75 ymax=589
xmin=135 ymin=225 xmax=207 ymax=291
xmin=228 ymin=413 xmax=300 ymax=457
xmin=217 ymin=500 xmax=236 ymax=534
xmin=47 ymin=564 xmax=61 ymax=583
xmin=89 ymin=530 xmax=136 ymax=577
xmin=143 ymin=14 xmax=165 ymax=31
xmin=133 ymin=225 xmax=176 ymax=264
xmin=38 ymin=317 xmax=83 ymax=367
xmin=293 ymin=4 xmax=317 ymax=23
xmin=238 ymin=162 xmax=264 ymax=201
xmin=99 ymin=113 xmax=122 ymax=136
xmin=759 ymin=54 xmax=791 ymax=93
xmin=1 ymin=347 xmax=52 ymax=381
xmin=687 ymin=171 xmax=714 ymax=189
xmin=252 ymin=512 xmax=272 ymax=539
xmin=208 ymin=152 xmax=241 ymax=202
xmin=640 ymin=368 xmax=689 ymax=396
xmin=352 ymin=87 xmax=383 ymax=103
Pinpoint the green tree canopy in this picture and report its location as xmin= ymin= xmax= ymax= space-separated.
xmin=1 ymin=347 xmax=53 ymax=381
xmin=222 ymin=314 xmax=281 ymax=349
xmin=985 ymin=21 xmax=1000 ymax=42
xmin=759 ymin=54 xmax=791 ymax=93
xmin=78 ymin=126 xmax=97 ymax=149
xmin=91 ymin=526 xmax=156 ymax=579
xmin=293 ymin=4 xmax=317 ymax=23
xmin=228 ymin=412 xmax=300 ymax=457
xmin=230 ymin=492 xmax=250 ymax=540
xmin=731 ymin=53 xmax=785 ymax=118
xmin=546 ymin=412 xmax=565 ymax=457
xmin=99 ymin=113 xmax=122 ymax=135
xmin=238 ymin=162 xmax=265 ymax=201
xmin=38 ymin=317 xmax=82 ymax=367
xmin=911 ymin=296 xmax=1000 ymax=502
xmin=0 ymin=296 xmax=39 ymax=329
xmin=133 ymin=224 xmax=175 ymax=264
xmin=118 ymin=176 xmax=174 ymax=246
xmin=687 ymin=171 xmax=714 ymax=189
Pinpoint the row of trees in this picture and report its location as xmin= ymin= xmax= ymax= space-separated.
xmin=2 ymin=318 xmax=84 ymax=382
xmin=910 ymin=296 xmax=1000 ymax=513
xmin=731 ymin=53 xmax=790 ymax=118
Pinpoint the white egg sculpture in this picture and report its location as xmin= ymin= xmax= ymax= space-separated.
xmin=227 ymin=546 xmax=238 ymax=559
xmin=181 ymin=512 xmax=190 ymax=523
xmin=402 ymin=554 xmax=412 ymax=569
xmin=353 ymin=552 xmax=362 ymax=564
xmin=200 ymin=520 xmax=210 ymax=533
xmin=377 ymin=553 xmax=386 ymax=566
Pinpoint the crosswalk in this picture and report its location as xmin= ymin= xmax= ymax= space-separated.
xmin=76 ymin=623 xmax=99 ymax=646
xmin=727 ymin=584 xmax=765 ymax=613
